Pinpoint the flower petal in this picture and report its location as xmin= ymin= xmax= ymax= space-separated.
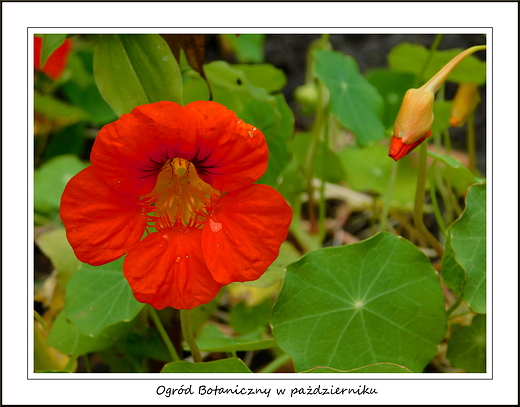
xmin=90 ymin=101 xmax=198 ymax=196
xmin=124 ymin=229 xmax=223 ymax=310
xmin=60 ymin=166 xmax=147 ymax=265
xmin=185 ymin=101 xmax=269 ymax=191
xmin=388 ymin=130 xmax=432 ymax=161
xmin=202 ymin=184 xmax=292 ymax=285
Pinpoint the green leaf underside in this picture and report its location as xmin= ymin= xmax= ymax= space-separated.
xmin=34 ymin=155 xmax=88 ymax=213
xmin=302 ymin=362 xmax=413 ymax=373
xmin=272 ymin=232 xmax=447 ymax=373
xmin=447 ymin=314 xmax=486 ymax=372
xmin=94 ymin=34 xmax=182 ymax=116
xmin=448 ymin=183 xmax=486 ymax=313
xmin=293 ymin=132 xmax=347 ymax=184
xmin=204 ymin=61 xmax=293 ymax=186
xmin=366 ymin=68 xmax=415 ymax=129
xmin=161 ymin=358 xmax=253 ymax=373
xmin=189 ymin=324 xmax=275 ymax=353
xmin=39 ymin=34 xmax=67 ymax=67
xmin=339 ymin=143 xmax=419 ymax=209
xmin=47 ymin=311 xmax=136 ymax=356
xmin=388 ymin=43 xmax=486 ymax=85
xmin=232 ymin=64 xmax=287 ymax=93
xmin=442 ymin=234 xmax=466 ymax=297
xmin=314 ymin=49 xmax=385 ymax=146
xmin=65 ymin=257 xmax=144 ymax=337
xmin=428 ymin=151 xmax=482 ymax=195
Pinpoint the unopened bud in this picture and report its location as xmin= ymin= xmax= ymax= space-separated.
xmin=449 ymin=83 xmax=480 ymax=127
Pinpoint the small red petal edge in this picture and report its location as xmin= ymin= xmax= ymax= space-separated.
xmin=388 ymin=130 xmax=432 ymax=161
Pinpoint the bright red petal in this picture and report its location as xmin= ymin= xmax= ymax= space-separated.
xmin=388 ymin=130 xmax=432 ymax=161
xmin=90 ymin=101 xmax=198 ymax=197
xmin=124 ymin=229 xmax=223 ymax=310
xmin=202 ymin=184 xmax=292 ymax=285
xmin=60 ymin=166 xmax=148 ymax=265
xmin=185 ymin=101 xmax=269 ymax=192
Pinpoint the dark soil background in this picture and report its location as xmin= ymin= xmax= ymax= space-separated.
xmin=206 ymin=34 xmax=488 ymax=174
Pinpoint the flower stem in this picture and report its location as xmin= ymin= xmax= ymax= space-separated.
xmin=379 ymin=160 xmax=398 ymax=232
xmin=83 ymin=354 xmax=91 ymax=373
xmin=180 ymin=309 xmax=202 ymax=363
xmin=446 ymin=296 xmax=463 ymax=316
xmin=258 ymin=353 xmax=292 ymax=373
xmin=413 ymin=143 xmax=444 ymax=258
xmin=148 ymin=305 xmax=180 ymax=362
xmin=467 ymin=113 xmax=477 ymax=174
xmin=34 ymin=310 xmax=48 ymax=331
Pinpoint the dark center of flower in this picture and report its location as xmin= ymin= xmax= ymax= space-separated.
xmin=143 ymin=158 xmax=221 ymax=230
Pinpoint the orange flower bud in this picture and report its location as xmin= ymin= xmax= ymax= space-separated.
xmin=393 ymin=88 xmax=435 ymax=144
xmin=449 ymin=83 xmax=480 ymax=127
xmin=389 ymin=45 xmax=486 ymax=161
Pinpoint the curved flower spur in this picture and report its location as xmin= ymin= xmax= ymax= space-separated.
xmin=60 ymin=101 xmax=292 ymax=310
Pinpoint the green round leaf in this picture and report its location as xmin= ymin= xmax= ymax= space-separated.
xmin=47 ymin=310 xmax=136 ymax=356
xmin=94 ymin=34 xmax=183 ymax=116
xmin=338 ymin=143 xmax=419 ymax=209
xmin=34 ymin=154 xmax=88 ymax=214
xmin=366 ymin=68 xmax=415 ymax=129
xmin=448 ymin=183 xmax=486 ymax=313
xmin=271 ymin=232 xmax=447 ymax=372
xmin=302 ymin=362 xmax=413 ymax=373
xmin=447 ymin=314 xmax=486 ymax=372
xmin=65 ymin=257 xmax=145 ymax=337
xmin=314 ymin=49 xmax=385 ymax=146
xmin=161 ymin=358 xmax=253 ymax=373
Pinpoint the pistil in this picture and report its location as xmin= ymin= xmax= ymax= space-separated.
xmin=143 ymin=158 xmax=220 ymax=230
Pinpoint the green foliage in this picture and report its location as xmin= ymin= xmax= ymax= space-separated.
xmin=35 ymin=228 xmax=80 ymax=290
xmin=366 ymin=68 xmax=415 ymax=129
xmin=293 ymin=132 xmax=347 ymax=184
xmin=444 ymin=184 xmax=486 ymax=313
xmin=339 ymin=143 xmax=419 ymax=208
xmin=447 ymin=314 xmax=486 ymax=372
xmin=94 ymin=34 xmax=183 ymax=116
xmin=34 ymin=155 xmax=88 ymax=215
xmin=221 ymin=34 xmax=266 ymax=63
xmin=230 ymin=300 xmax=272 ymax=335
xmin=47 ymin=310 xmax=136 ymax=356
xmin=389 ymin=43 xmax=487 ymax=85
xmin=191 ymin=324 xmax=275 ymax=353
xmin=302 ymin=363 xmax=413 ymax=373
xmin=162 ymin=358 xmax=253 ymax=373
xmin=65 ymin=257 xmax=145 ymax=337
xmin=39 ymin=34 xmax=67 ymax=66
xmin=272 ymin=232 xmax=447 ymax=372
xmin=314 ymin=49 xmax=386 ymax=145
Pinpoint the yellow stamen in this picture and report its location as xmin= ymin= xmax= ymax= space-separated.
xmin=142 ymin=158 xmax=220 ymax=230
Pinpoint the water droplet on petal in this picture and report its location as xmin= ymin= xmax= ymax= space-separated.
xmin=237 ymin=120 xmax=242 ymax=124
xmin=185 ymin=255 xmax=189 ymax=259
xmin=252 ymin=127 xmax=256 ymax=131
xmin=248 ymin=131 xmax=254 ymax=138
xmin=175 ymin=256 xmax=181 ymax=263
xmin=209 ymin=218 xmax=222 ymax=233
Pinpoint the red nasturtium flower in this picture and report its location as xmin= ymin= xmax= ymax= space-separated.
xmin=60 ymin=101 xmax=292 ymax=310
xmin=34 ymin=36 xmax=73 ymax=80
